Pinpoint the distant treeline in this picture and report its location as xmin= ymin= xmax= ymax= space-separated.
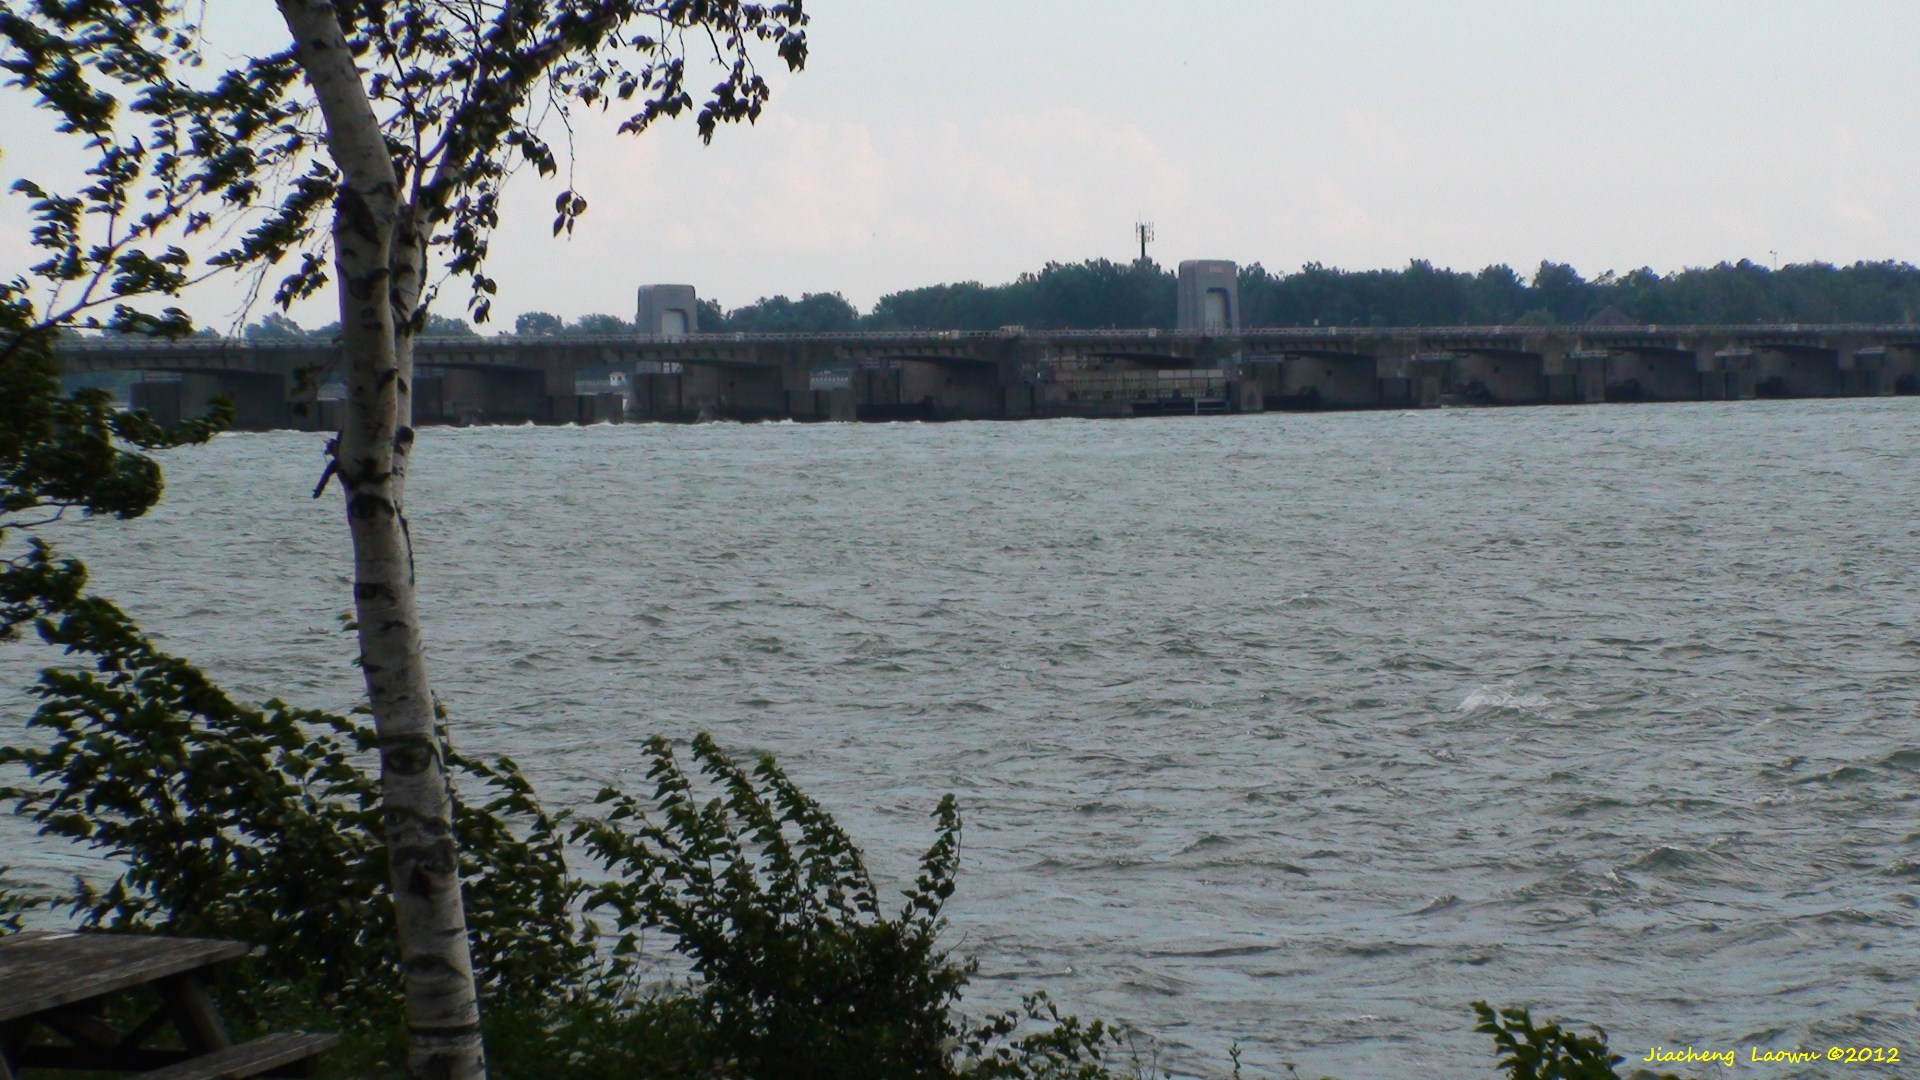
xmin=221 ymin=258 xmax=1920 ymax=340
xmin=707 ymin=257 xmax=1920 ymax=333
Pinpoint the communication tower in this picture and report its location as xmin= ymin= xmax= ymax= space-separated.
xmin=1135 ymin=220 xmax=1154 ymax=263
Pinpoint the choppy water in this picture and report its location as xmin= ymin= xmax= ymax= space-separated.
xmin=3 ymin=401 xmax=1917 ymax=1077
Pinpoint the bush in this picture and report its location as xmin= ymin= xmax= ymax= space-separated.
xmin=2 ymin=594 xmax=1132 ymax=1077
xmin=574 ymin=734 xmax=1124 ymax=1078
xmin=1474 ymin=1002 xmax=1683 ymax=1080
xmin=576 ymin=734 xmax=971 ymax=1076
xmin=0 ymin=590 xmax=591 ymax=1021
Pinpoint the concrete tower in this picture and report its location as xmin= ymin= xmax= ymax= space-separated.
xmin=635 ymin=284 xmax=699 ymax=336
xmin=1176 ymin=261 xmax=1239 ymax=333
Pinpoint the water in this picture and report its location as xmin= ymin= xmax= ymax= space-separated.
xmin=3 ymin=401 xmax=1917 ymax=1077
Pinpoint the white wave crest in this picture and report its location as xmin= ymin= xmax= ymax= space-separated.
xmin=1457 ymin=679 xmax=1552 ymax=712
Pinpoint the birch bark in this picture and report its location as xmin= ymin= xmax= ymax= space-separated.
xmin=276 ymin=4 xmax=484 ymax=1078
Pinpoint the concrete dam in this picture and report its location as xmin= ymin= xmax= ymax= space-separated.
xmin=54 ymin=322 xmax=1920 ymax=431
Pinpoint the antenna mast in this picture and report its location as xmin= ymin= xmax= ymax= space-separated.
xmin=1135 ymin=220 xmax=1154 ymax=263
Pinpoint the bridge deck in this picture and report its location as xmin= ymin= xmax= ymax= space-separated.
xmin=50 ymin=324 xmax=1920 ymax=429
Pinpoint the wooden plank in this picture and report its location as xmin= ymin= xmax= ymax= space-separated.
xmin=0 ymin=932 xmax=247 ymax=1023
xmin=127 ymin=1031 xmax=338 ymax=1080
xmin=160 ymin=972 xmax=231 ymax=1052
xmin=37 ymin=1005 xmax=126 ymax=1048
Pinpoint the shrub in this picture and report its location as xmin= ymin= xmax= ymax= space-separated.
xmin=1474 ymin=1002 xmax=1683 ymax=1080
xmin=574 ymin=734 xmax=1124 ymax=1079
xmin=0 ymin=591 xmax=591 ymax=1020
xmin=3 ymin=597 xmax=1132 ymax=1077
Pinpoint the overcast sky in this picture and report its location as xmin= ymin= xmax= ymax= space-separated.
xmin=4 ymin=1 xmax=1917 ymax=328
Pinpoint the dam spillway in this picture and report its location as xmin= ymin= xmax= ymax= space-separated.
xmin=53 ymin=324 xmax=1920 ymax=430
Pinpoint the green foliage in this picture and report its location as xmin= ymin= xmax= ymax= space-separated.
xmin=4 ymin=2 xmax=808 ymax=325
xmin=507 ymin=310 xmax=640 ymax=337
xmin=0 ymin=316 xmax=225 ymax=520
xmin=244 ymin=312 xmax=308 ymax=340
xmin=1236 ymin=258 xmax=1920 ymax=329
xmin=576 ymin=734 xmax=972 ymax=1076
xmin=841 ymin=256 xmax=1920 ymax=331
xmin=1 ymin=0 xmax=231 ymax=644
xmin=567 ymin=734 xmax=1137 ymax=1077
xmin=472 ymin=988 xmax=715 ymax=1080
xmin=0 ymin=866 xmax=31 ymax=935
xmin=1474 ymin=1002 xmax=1682 ymax=1080
xmin=0 ymin=589 xmax=592 ymax=1020
xmin=541 ymin=253 xmax=1920 ymax=334
xmin=0 ymin=314 xmax=229 ymax=641
xmin=3 ymin=607 xmax=1136 ymax=1076
xmin=568 ymin=312 xmax=632 ymax=336
xmin=717 ymin=292 xmax=862 ymax=333
xmin=514 ymin=310 xmax=564 ymax=336
xmin=958 ymin=993 xmax=1125 ymax=1080
xmin=0 ymin=4 xmax=295 ymax=330
xmin=422 ymin=313 xmax=479 ymax=338
xmin=866 ymin=260 xmax=1173 ymax=332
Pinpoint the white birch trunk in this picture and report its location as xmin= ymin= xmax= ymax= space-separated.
xmin=277 ymin=4 xmax=485 ymax=1078
xmin=390 ymin=212 xmax=426 ymax=505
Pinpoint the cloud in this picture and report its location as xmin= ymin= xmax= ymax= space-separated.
xmin=1342 ymin=109 xmax=1412 ymax=167
xmin=475 ymin=102 xmax=1200 ymax=312
xmin=752 ymin=117 xmax=891 ymax=251
xmin=1832 ymin=190 xmax=1876 ymax=226
xmin=798 ymin=104 xmax=1194 ymax=268
xmin=1828 ymin=125 xmax=1886 ymax=228
xmin=1315 ymin=177 xmax=1374 ymax=240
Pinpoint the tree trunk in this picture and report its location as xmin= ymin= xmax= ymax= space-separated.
xmin=277 ymin=5 xmax=485 ymax=1078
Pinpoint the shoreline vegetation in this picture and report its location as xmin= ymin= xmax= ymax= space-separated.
xmin=146 ymin=257 xmax=1920 ymax=344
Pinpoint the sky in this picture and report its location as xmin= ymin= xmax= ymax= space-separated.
xmin=3 ymin=1 xmax=1918 ymax=329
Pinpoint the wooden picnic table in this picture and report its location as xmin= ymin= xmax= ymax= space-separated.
xmin=0 ymin=931 xmax=335 ymax=1079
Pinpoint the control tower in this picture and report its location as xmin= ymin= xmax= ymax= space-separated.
xmin=636 ymin=284 xmax=699 ymax=336
xmin=1176 ymin=261 xmax=1239 ymax=333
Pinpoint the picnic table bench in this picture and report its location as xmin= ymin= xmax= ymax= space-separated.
xmin=0 ymin=932 xmax=336 ymax=1079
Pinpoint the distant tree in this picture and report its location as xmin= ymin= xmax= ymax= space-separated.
xmin=696 ymin=298 xmax=729 ymax=332
xmin=307 ymin=321 xmax=343 ymax=341
xmin=1301 ymin=261 xmax=1361 ymax=326
xmin=422 ymin=313 xmax=478 ymax=338
xmin=568 ymin=312 xmax=630 ymax=336
xmin=1385 ymin=259 xmax=1468 ymax=326
xmin=868 ymin=280 xmax=1026 ymax=331
xmin=1602 ymin=267 xmax=1670 ymax=324
xmin=793 ymin=256 xmax=1920 ymax=333
xmin=244 ymin=312 xmax=307 ymax=340
xmin=867 ymin=276 xmax=1021 ymax=328
xmin=1531 ymin=261 xmax=1592 ymax=324
xmin=515 ymin=311 xmax=564 ymax=336
xmin=1236 ymin=263 xmax=1286 ymax=327
xmin=1027 ymin=258 xmax=1174 ymax=329
xmin=1465 ymin=265 xmax=1528 ymax=325
xmin=726 ymin=292 xmax=859 ymax=333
